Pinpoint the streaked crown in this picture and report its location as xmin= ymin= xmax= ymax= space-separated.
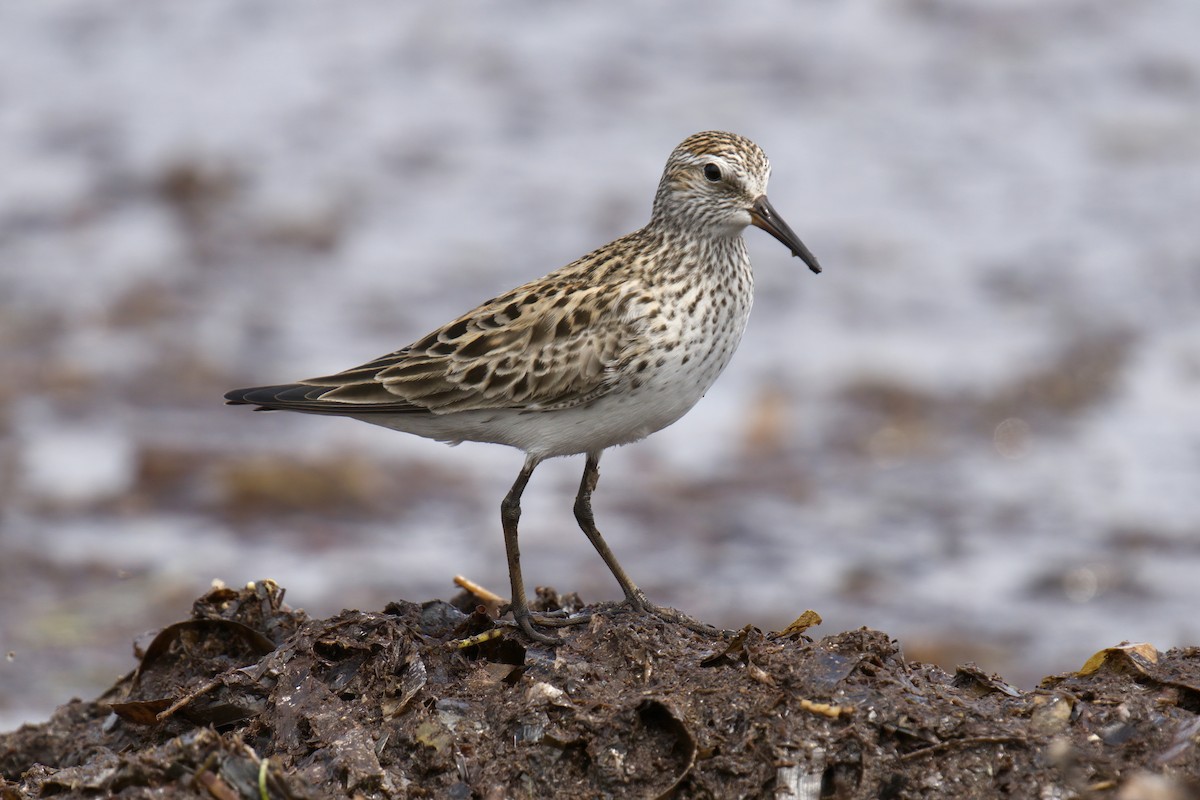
xmin=651 ymin=131 xmax=773 ymax=234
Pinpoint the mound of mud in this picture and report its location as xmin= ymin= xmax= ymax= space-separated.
xmin=2 ymin=581 xmax=1198 ymax=798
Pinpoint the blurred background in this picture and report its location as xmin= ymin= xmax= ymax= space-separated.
xmin=2 ymin=1 xmax=1198 ymax=729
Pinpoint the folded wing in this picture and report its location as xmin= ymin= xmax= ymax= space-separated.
xmin=225 ymin=273 xmax=640 ymax=416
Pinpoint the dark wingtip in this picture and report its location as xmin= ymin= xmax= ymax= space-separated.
xmin=224 ymin=387 xmax=255 ymax=405
xmin=222 ymin=382 xmax=366 ymax=414
xmin=224 ymin=385 xmax=297 ymax=409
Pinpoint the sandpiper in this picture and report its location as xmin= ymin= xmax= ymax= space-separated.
xmin=225 ymin=131 xmax=821 ymax=643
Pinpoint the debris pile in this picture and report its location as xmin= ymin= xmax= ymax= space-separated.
xmin=2 ymin=581 xmax=1198 ymax=798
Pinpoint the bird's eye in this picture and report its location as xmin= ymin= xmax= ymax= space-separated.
xmin=703 ymin=163 xmax=722 ymax=182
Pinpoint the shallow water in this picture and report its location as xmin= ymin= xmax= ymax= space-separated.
xmin=2 ymin=0 xmax=1199 ymax=729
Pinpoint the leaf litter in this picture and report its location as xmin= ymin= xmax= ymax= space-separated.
xmin=2 ymin=580 xmax=1199 ymax=798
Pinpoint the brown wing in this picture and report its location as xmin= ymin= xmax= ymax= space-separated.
xmin=237 ymin=270 xmax=642 ymax=416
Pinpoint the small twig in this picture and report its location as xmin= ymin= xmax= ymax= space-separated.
xmin=445 ymin=628 xmax=506 ymax=650
xmin=156 ymin=677 xmax=223 ymax=721
xmin=798 ymin=698 xmax=852 ymax=719
xmin=899 ymin=735 xmax=1027 ymax=761
xmin=453 ymin=575 xmax=505 ymax=606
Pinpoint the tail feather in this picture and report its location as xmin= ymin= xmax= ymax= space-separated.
xmin=223 ymin=383 xmax=425 ymax=415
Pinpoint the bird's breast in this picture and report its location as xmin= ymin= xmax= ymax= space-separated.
xmin=618 ymin=259 xmax=754 ymax=422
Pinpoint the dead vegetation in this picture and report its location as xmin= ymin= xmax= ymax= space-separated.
xmin=2 ymin=580 xmax=1198 ymax=798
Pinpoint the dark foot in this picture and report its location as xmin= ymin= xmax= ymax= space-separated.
xmin=606 ymin=594 xmax=730 ymax=638
xmin=505 ymin=608 xmax=591 ymax=645
xmin=514 ymin=613 xmax=563 ymax=645
xmin=530 ymin=608 xmax=593 ymax=626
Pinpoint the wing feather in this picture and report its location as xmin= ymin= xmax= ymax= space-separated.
xmin=227 ymin=260 xmax=643 ymax=416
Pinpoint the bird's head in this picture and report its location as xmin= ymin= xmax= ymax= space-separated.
xmin=652 ymin=130 xmax=821 ymax=274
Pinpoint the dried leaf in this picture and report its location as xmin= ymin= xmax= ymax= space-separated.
xmin=700 ymin=624 xmax=755 ymax=667
xmin=771 ymin=610 xmax=823 ymax=641
xmin=635 ymin=700 xmax=697 ymax=800
xmin=108 ymin=697 xmax=173 ymax=725
xmin=134 ymin=619 xmax=276 ymax=686
xmin=1077 ymin=643 xmax=1159 ymax=677
xmin=953 ymin=664 xmax=1022 ymax=698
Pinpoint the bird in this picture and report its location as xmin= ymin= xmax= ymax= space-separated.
xmin=225 ymin=130 xmax=821 ymax=643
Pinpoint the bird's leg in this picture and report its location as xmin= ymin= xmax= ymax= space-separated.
xmin=500 ymin=455 xmax=587 ymax=643
xmin=574 ymin=452 xmax=726 ymax=637
xmin=500 ymin=455 xmax=555 ymax=643
xmin=573 ymin=452 xmax=652 ymax=611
